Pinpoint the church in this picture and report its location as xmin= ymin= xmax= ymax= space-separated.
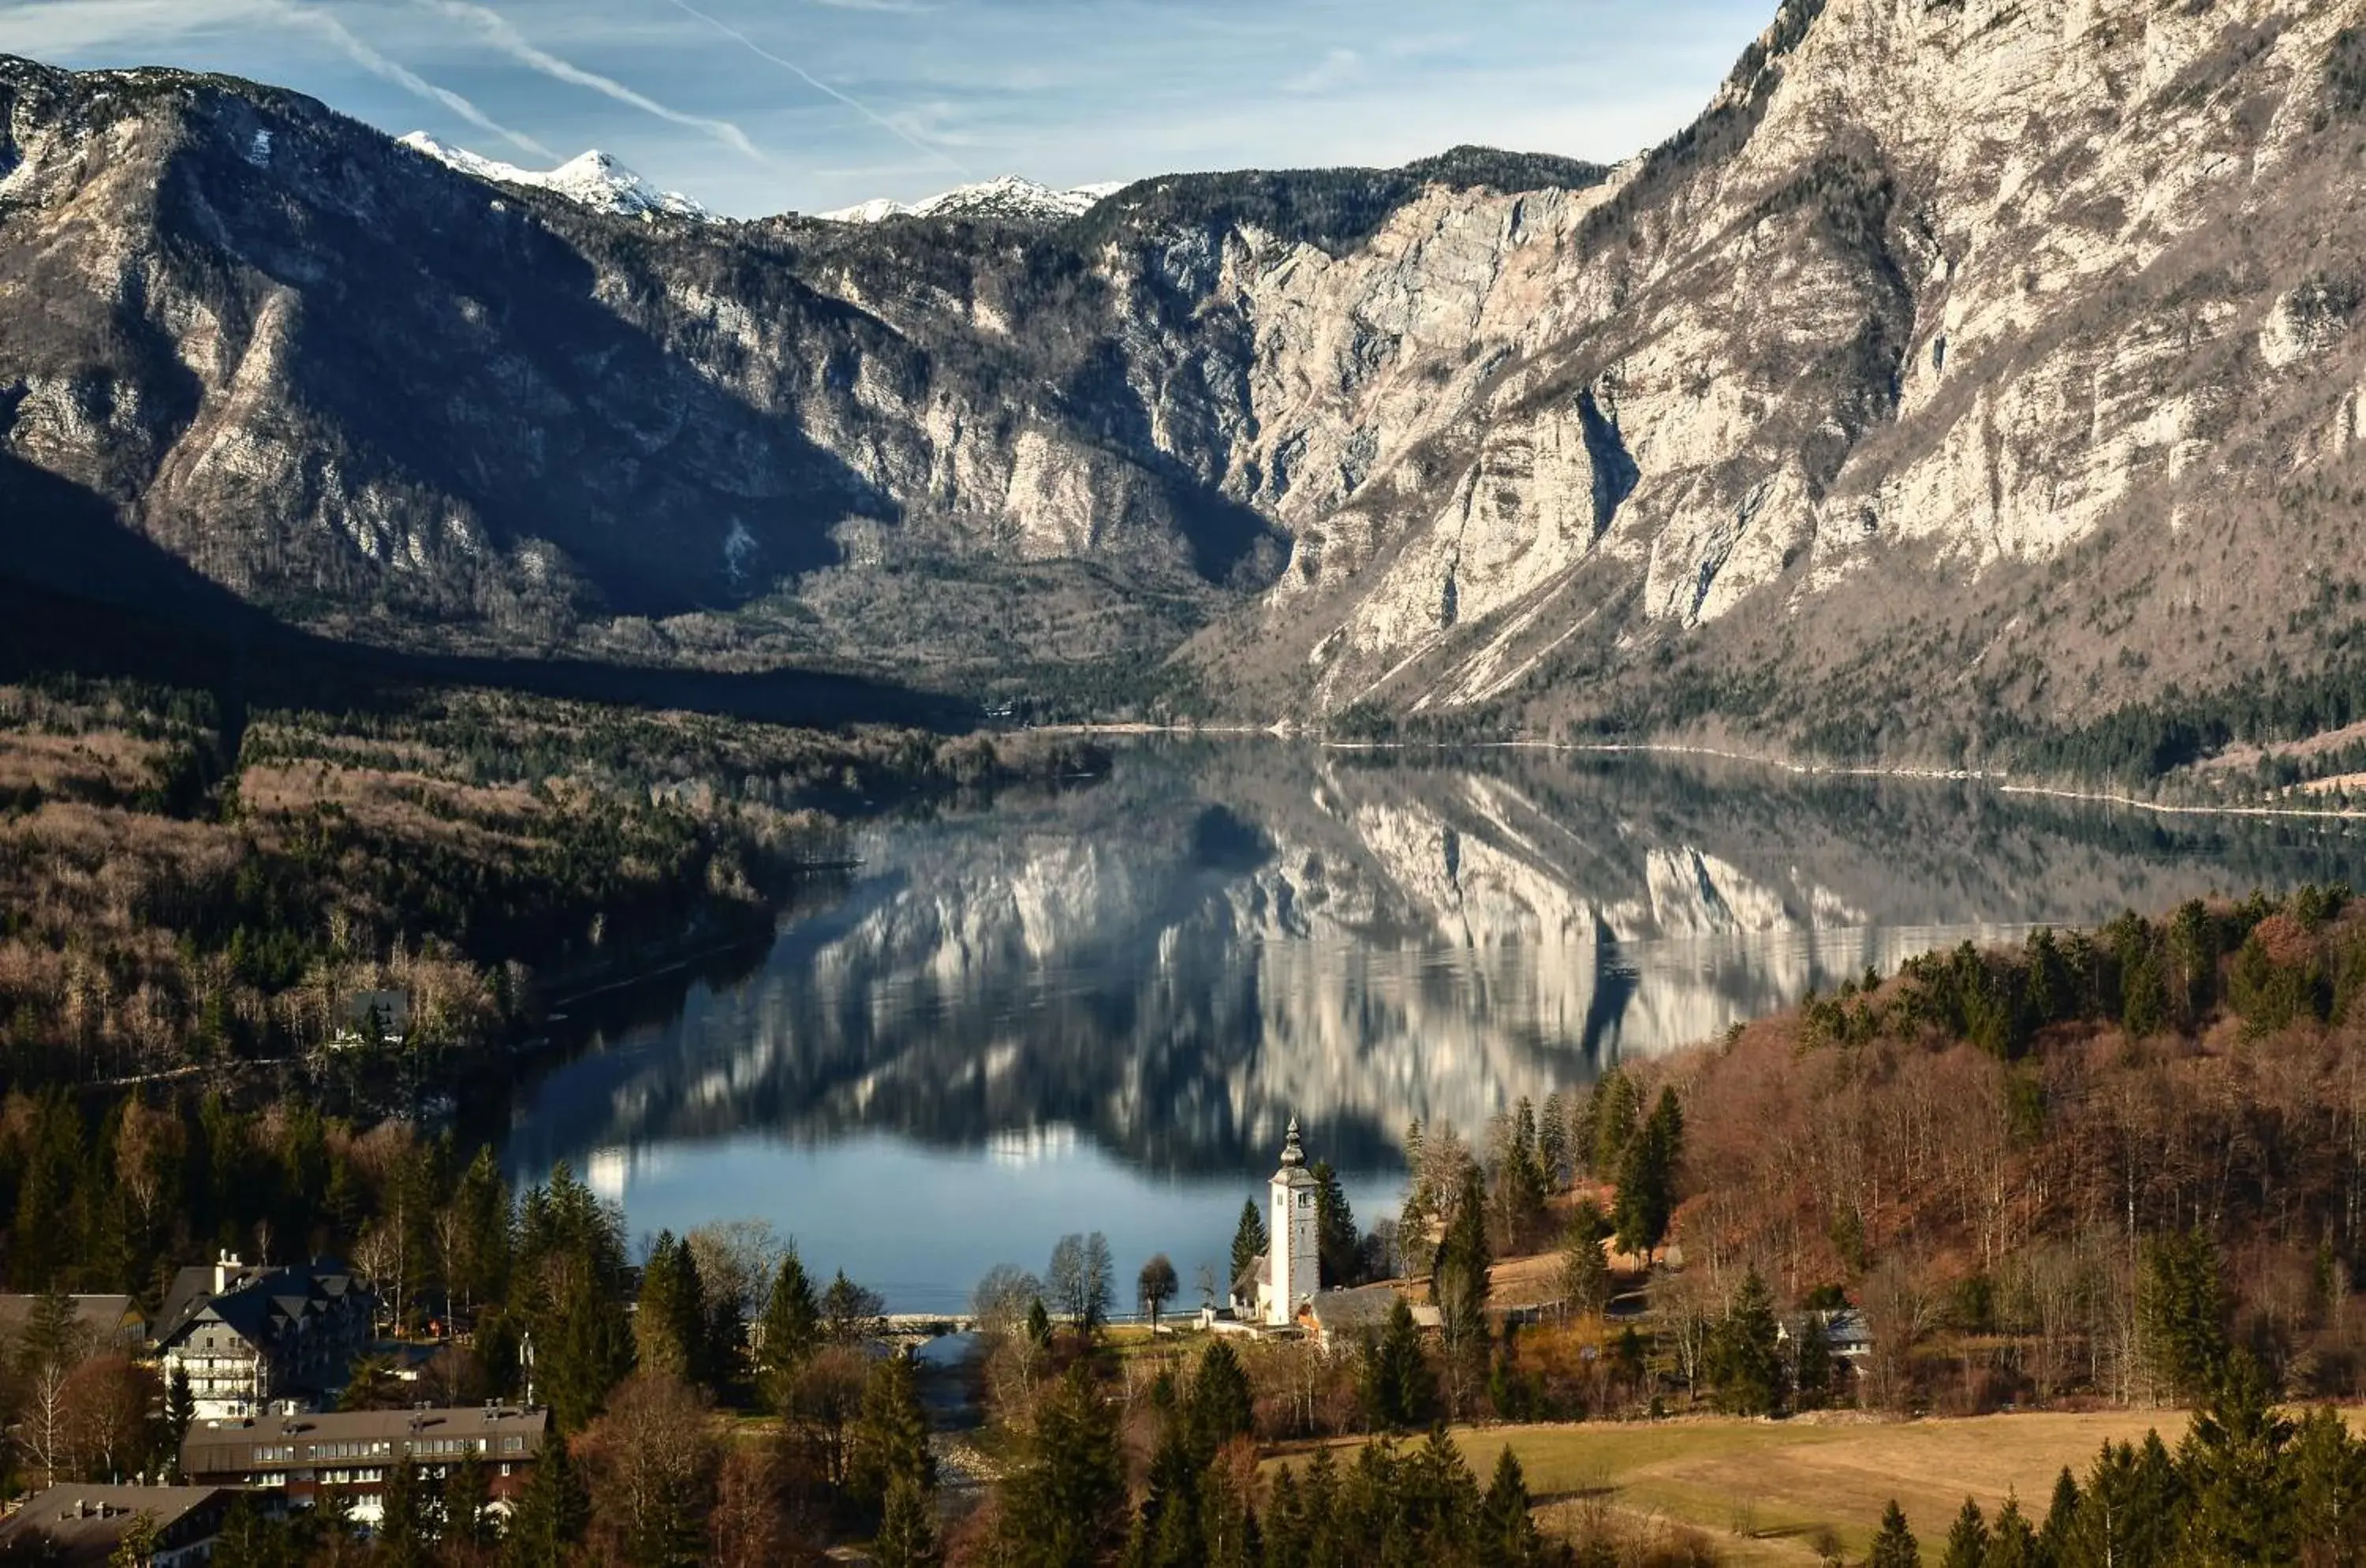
xmin=1230 ymin=1118 xmax=1321 ymax=1328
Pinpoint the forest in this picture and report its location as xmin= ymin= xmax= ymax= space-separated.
xmin=3 ymin=887 xmax=2366 ymax=1562
xmin=0 ymin=674 xmax=1104 ymax=1085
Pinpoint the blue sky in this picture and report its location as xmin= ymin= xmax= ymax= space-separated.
xmin=1 ymin=0 xmax=1778 ymax=217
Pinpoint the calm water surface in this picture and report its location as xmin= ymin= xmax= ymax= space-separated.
xmin=499 ymin=745 xmax=2366 ymax=1311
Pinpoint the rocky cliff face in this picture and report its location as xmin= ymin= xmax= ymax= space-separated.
xmin=6 ymin=0 xmax=2366 ymax=760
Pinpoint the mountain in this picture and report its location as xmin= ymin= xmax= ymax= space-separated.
xmin=6 ymin=1 xmax=2366 ymax=775
xmin=817 ymin=174 xmax=1126 ymax=226
xmin=397 ymin=133 xmax=711 ymax=221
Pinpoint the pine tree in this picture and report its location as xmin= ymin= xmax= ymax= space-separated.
xmin=1361 ymin=1297 xmax=1435 ymax=1432
xmin=1705 ymin=1268 xmax=1782 ymax=1417
xmin=1434 ymin=1164 xmax=1492 ymax=1387
xmin=2137 ymin=1230 xmax=2229 ymax=1401
xmin=2038 ymin=1467 xmax=2079 ymax=1563
xmin=165 ymin=1367 xmax=196 ymax=1477
xmin=444 ymin=1454 xmax=494 ymax=1550
xmin=1312 ymin=1161 xmax=1360 ymax=1287
xmin=1986 ymin=1497 xmax=2037 ymax=1568
xmin=1263 ymin=1465 xmax=1308 ymax=1568
xmin=1125 ymin=1421 xmax=1204 ymax=1568
xmin=1231 ymin=1200 xmax=1269 ymax=1297
xmin=2178 ymin=1350 xmax=2295 ymax=1563
xmin=1792 ymin=1312 xmax=1834 ymax=1412
xmin=875 ymin=1473 xmax=942 ymax=1568
xmin=1538 ymin=1091 xmax=1569 ymax=1191
xmin=1195 ymin=1450 xmax=1260 ymax=1568
xmin=2289 ymin=1406 xmax=2366 ymax=1565
xmin=502 ymin=1429 xmax=590 ymax=1568
xmin=1588 ymin=1068 xmax=1642 ymax=1179
xmin=1480 ymin=1447 xmax=1547 ymax=1567
xmin=1868 ymin=1500 xmax=1919 ymax=1568
xmin=849 ymin=1352 xmax=936 ymax=1519
xmin=377 ymin=1458 xmax=438 ymax=1568
xmin=996 ymin=1364 xmax=1125 ymax=1568
xmin=1188 ymin=1339 xmax=1256 ymax=1457
xmin=1613 ymin=1087 xmax=1683 ymax=1262
xmin=1941 ymin=1496 xmax=1988 ymax=1568
xmin=754 ymin=1247 xmax=820 ymax=1409
xmin=634 ymin=1230 xmax=707 ymax=1379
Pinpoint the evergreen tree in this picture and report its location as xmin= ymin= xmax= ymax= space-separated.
xmin=164 ymin=1367 xmax=196 ymax=1477
xmin=2289 ymin=1405 xmax=2366 ymax=1564
xmin=1587 ymin=1068 xmax=1642 ymax=1180
xmin=502 ymin=1429 xmax=591 ymax=1568
xmin=1361 ymin=1297 xmax=1435 ymax=1432
xmin=444 ymin=1454 xmax=495 ymax=1551
xmin=1985 ymin=1497 xmax=2037 ymax=1568
xmin=1537 ymin=1091 xmax=1569 ymax=1191
xmin=1613 ymin=1088 xmax=1683 ymax=1262
xmin=1941 ymin=1497 xmax=1989 ymax=1568
xmin=1868 ymin=1500 xmax=1919 ymax=1568
xmin=849 ymin=1352 xmax=936 ymax=1519
xmin=1434 ymin=1164 xmax=1492 ymax=1388
xmin=754 ymin=1247 xmax=821 ymax=1409
xmin=1264 ymin=1465 xmax=1308 ymax=1568
xmin=634 ymin=1230 xmax=708 ymax=1381
xmin=1312 ymin=1161 xmax=1360 ymax=1288
xmin=1792 ymin=1312 xmax=1834 ymax=1412
xmin=875 ymin=1473 xmax=942 ymax=1568
xmin=1125 ymin=1420 xmax=1204 ymax=1568
xmin=2137 ymin=1230 xmax=2229 ymax=1402
xmin=995 ymin=1365 xmax=1125 ymax=1568
xmin=1231 ymin=1200 xmax=1269 ymax=1297
xmin=1188 ymin=1339 xmax=1256 ymax=1457
xmin=2178 ymin=1351 xmax=2295 ymax=1563
xmin=2038 ymin=1467 xmax=2079 ymax=1563
xmin=1480 ymin=1447 xmax=1547 ymax=1567
xmin=1558 ymin=1215 xmax=1612 ymax=1320
xmin=448 ymin=1145 xmax=513 ymax=1316
xmin=378 ymin=1458 xmax=439 ymax=1568
xmin=1196 ymin=1450 xmax=1260 ymax=1568
xmin=1704 ymin=1268 xmax=1782 ymax=1417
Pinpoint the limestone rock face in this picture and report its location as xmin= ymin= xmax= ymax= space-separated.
xmin=1189 ymin=0 xmax=2366 ymax=734
xmin=6 ymin=0 xmax=2366 ymax=750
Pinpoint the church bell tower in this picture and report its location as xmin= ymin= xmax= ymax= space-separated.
xmin=1267 ymin=1117 xmax=1319 ymax=1326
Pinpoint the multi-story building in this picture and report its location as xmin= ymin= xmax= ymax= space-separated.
xmin=0 ymin=1484 xmax=246 ymax=1566
xmin=155 ymin=1253 xmax=375 ymax=1420
xmin=179 ymin=1405 xmax=549 ymax=1526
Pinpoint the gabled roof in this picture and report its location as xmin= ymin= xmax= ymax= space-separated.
xmin=156 ymin=1258 xmax=370 ymax=1351
xmin=1233 ymin=1253 xmax=1267 ymax=1300
xmin=0 ymin=1484 xmax=239 ymax=1566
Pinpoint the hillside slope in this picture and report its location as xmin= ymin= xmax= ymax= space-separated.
xmin=6 ymin=2 xmax=2366 ymax=771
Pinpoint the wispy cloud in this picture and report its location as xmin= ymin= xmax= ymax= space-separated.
xmin=271 ymin=0 xmax=555 ymax=159
xmin=1284 ymin=47 xmax=1364 ymax=95
xmin=422 ymin=0 xmax=763 ymax=159
xmin=659 ymin=0 xmax=968 ymax=176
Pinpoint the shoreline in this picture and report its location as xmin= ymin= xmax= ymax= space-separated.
xmin=1042 ymin=725 xmax=2366 ymax=825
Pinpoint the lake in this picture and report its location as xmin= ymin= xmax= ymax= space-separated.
xmin=498 ymin=743 xmax=2366 ymax=1312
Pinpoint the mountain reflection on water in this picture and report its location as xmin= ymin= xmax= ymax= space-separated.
xmin=499 ymin=744 xmax=2366 ymax=1309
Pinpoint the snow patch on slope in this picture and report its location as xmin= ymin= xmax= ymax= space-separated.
xmin=819 ymin=174 xmax=1121 ymax=226
xmin=400 ymin=133 xmax=712 ymax=222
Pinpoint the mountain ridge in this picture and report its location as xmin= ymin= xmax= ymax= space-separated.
xmin=6 ymin=2 xmax=2366 ymax=779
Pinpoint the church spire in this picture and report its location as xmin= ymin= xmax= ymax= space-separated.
xmin=1279 ymin=1115 xmax=1305 ymax=1168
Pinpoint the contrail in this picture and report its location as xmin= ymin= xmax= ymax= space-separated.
xmin=275 ymin=0 xmax=555 ymax=159
xmin=424 ymin=0 xmax=763 ymax=159
xmin=660 ymin=0 xmax=972 ymax=177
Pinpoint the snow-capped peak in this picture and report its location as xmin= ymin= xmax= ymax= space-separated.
xmin=400 ymin=132 xmax=712 ymax=222
xmin=818 ymin=174 xmax=1122 ymax=226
